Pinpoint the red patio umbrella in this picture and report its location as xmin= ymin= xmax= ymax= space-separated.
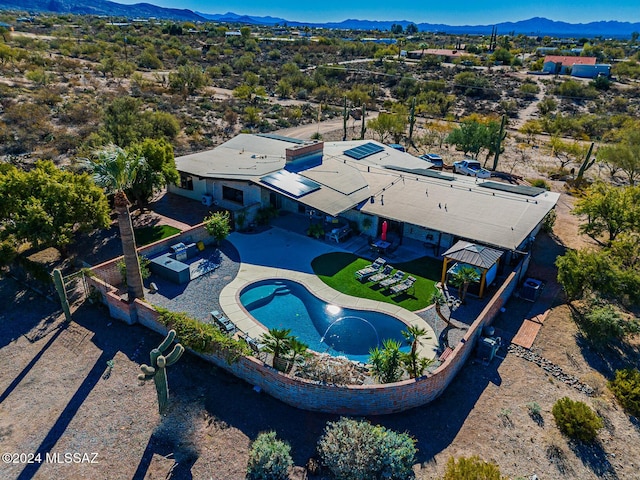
xmin=381 ymin=220 xmax=388 ymax=241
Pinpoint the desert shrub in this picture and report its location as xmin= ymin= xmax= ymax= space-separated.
xmin=246 ymin=431 xmax=293 ymax=480
xmin=442 ymin=455 xmax=504 ymax=480
xmin=527 ymin=178 xmax=550 ymax=190
xmin=155 ymin=306 xmax=250 ymax=361
xmin=204 ymin=211 xmax=231 ymax=244
xmin=116 ymin=255 xmax=150 ymax=286
xmin=579 ymin=303 xmax=629 ymax=346
xmin=552 ymin=397 xmax=603 ymax=442
xmin=542 ymin=209 xmax=557 ymax=233
xmin=317 ymin=417 xmax=416 ymax=480
xmin=609 ymin=368 xmax=640 ymax=418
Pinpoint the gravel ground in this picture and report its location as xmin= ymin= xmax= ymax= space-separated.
xmin=146 ymin=240 xmax=241 ymax=323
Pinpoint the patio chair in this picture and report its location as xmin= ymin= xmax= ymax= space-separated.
xmin=390 ymin=276 xmax=416 ymax=295
xmin=354 ymin=257 xmax=386 ymax=281
xmin=242 ymin=334 xmax=267 ymax=360
xmin=379 ymin=270 xmax=406 ymax=289
xmin=368 ymin=264 xmax=394 ymax=283
xmin=214 ymin=315 xmax=235 ymax=334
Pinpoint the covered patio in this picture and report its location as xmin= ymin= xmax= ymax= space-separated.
xmin=441 ymin=241 xmax=503 ymax=299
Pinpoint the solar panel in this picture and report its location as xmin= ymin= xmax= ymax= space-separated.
xmin=344 ymin=142 xmax=384 ymax=160
xmin=261 ymin=170 xmax=321 ymax=198
xmin=478 ymin=181 xmax=546 ymax=197
xmin=256 ymin=133 xmax=306 ymax=144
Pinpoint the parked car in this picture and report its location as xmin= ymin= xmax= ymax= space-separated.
xmin=419 ymin=153 xmax=444 ymax=169
xmin=453 ymin=159 xmax=491 ymax=178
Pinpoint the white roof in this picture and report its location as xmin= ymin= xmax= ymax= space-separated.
xmin=175 ymin=135 xmax=559 ymax=250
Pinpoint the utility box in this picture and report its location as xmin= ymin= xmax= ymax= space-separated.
xmin=521 ymin=278 xmax=543 ymax=302
xmin=476 ymin=336 xmax=500 ymax=364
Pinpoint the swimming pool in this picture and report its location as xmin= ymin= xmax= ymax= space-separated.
xmin=239 ymin=279 xmax=410 ymax=363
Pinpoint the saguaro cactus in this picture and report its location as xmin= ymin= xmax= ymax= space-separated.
xmin=138 ymin=329 xmax=184 ymax=414
xmin=52 ymin=268 xmax=72 ymax=322
xmin=575 ymin=142 xmax=596 ymax=186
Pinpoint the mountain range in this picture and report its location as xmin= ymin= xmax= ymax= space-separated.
xmin=2 ymin=0 xmax=639 ymax=38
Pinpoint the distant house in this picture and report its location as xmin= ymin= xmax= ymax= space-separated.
xmin=407 ymin=49 xmax=466 ymax=62
xmin=361 ymin=37 xmax=397 ymax=45
xmin=542 ymin=55 xmax=610 ymax=78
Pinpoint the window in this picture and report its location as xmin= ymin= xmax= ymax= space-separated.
xmin=222 ymin=185 xmax=244 ymax=204
xmin=180 ymin=174 xmax=193 ymax=191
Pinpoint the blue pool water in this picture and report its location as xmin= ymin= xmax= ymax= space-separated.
xmin=239 ymin=279 xmax=410 ymax=363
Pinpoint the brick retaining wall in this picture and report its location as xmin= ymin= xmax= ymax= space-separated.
xmin=90 ymin=230 xmax=525 ymax=413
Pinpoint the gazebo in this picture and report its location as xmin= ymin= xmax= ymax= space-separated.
xmin=441 ymin=241 xmax=503 ymax=298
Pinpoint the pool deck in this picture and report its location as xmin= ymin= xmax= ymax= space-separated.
xmin=219 ymin=228 xmax=439 ymax=360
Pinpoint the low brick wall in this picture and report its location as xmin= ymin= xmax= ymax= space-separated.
xmin=91 ymin=223 xmax=213 ymax=287
xmin=91 ymin=238 xmax=525 ymax=414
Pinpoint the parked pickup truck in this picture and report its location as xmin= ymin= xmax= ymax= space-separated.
xmin=453 ymin=159 xmax=491 ymax=178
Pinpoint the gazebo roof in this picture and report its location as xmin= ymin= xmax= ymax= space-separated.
xmin=442 ymin=241 xmax=503 ymax=269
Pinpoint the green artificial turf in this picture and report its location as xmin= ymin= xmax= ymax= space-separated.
xmin=134 ymin=225 xmax=181 ymax=246
xmin=311 ymin=252 xmax=441 ymax=311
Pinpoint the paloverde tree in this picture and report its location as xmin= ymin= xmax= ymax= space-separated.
xmin=0 ymin=161 xmax=110 ymax=252
xmin=89 ymin=145 xmax=146 ymax=301
xmin=573 ymin=182 xmax=640 ymax=247
xmin=597 ymin=125 xmax=640 ymax=186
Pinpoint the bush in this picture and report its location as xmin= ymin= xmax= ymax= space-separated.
xmin=204 ymin=211 xmax=231 ymax=244
xmin=527 ymin=178 xmax=551 ymax=190
xmin=609 ymin=368 xmax=640 ymax=418
xmin=579 ymin=303 xmax=629 ymax=346
xmin=442 ymin=455 xmax=504 ymax=480
xmin=155 ymin=307 xmax=249 ymax=362
xmin=552 ymin=397 xmax=603 ymax=442
xmin=117 ymin=255 xmax=150 ymax=287
xmin=317 ymin=417 xmax=416 ymax=480
xmin=246 ymin=431 xmax=293 ymax=480
xmin=542 ymin=209 xmax=557 ymax=233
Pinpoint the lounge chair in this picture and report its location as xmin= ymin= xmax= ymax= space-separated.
xmin=212 ymin=313 xmax=235 ymax=334
xmin=368 ymin=264 xmax=393 ymax=283
xmin=390 ymin=276 xmax=416 ymax=295
xmin=243 ymin=334 xmax=267 ymax=360
xmin=354 ymin=257 xmax=386 ymax=281
xmin=379 ymin=270 xmax=405 ymax=289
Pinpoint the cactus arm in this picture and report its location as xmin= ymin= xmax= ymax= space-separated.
xmin=138 ymin=330 xmax=183 ymax=414
xmin=157 ymin=330 xmax=176 ymax=353
xmin=164 ymin=344 xmax=185 ymax=366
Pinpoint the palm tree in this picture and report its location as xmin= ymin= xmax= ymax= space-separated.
xmin=288 ymin=338 xmax=310 ymax=370
xmin=261 ymin=328 xmax=293 ymax=371
xmin=401 ymin=325 xmax=431 ymax=378
xmin=419 ymin=42 xmax=428 ymax=57
xmin=369 ymin=338 xmax=403 ymax=383
xmin=450 ymin=265 xmax=481 ymax=303
xmin=431 ymin=290 xmax=450 ymax=325
xmin=90 ymin=145 xmax=146 ymax=301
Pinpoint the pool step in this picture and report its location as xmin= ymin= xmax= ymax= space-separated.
xmin=273 ymin=286 xmax=290 ymax=296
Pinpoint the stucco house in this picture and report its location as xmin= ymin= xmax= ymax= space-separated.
xmin=542 ymin=55 xmax=610 ymax=78
xmin=169 ymin=134 xmax=559 ymax=274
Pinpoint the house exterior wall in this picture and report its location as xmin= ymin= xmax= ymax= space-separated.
xmin=571 ymin=64 xmax=611 ymax=78
xmin=169 ymin=177 xmax=207 ymax=202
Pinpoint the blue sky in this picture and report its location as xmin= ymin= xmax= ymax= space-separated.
xmin=118 ymin=0 xmax=640 ymax=24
